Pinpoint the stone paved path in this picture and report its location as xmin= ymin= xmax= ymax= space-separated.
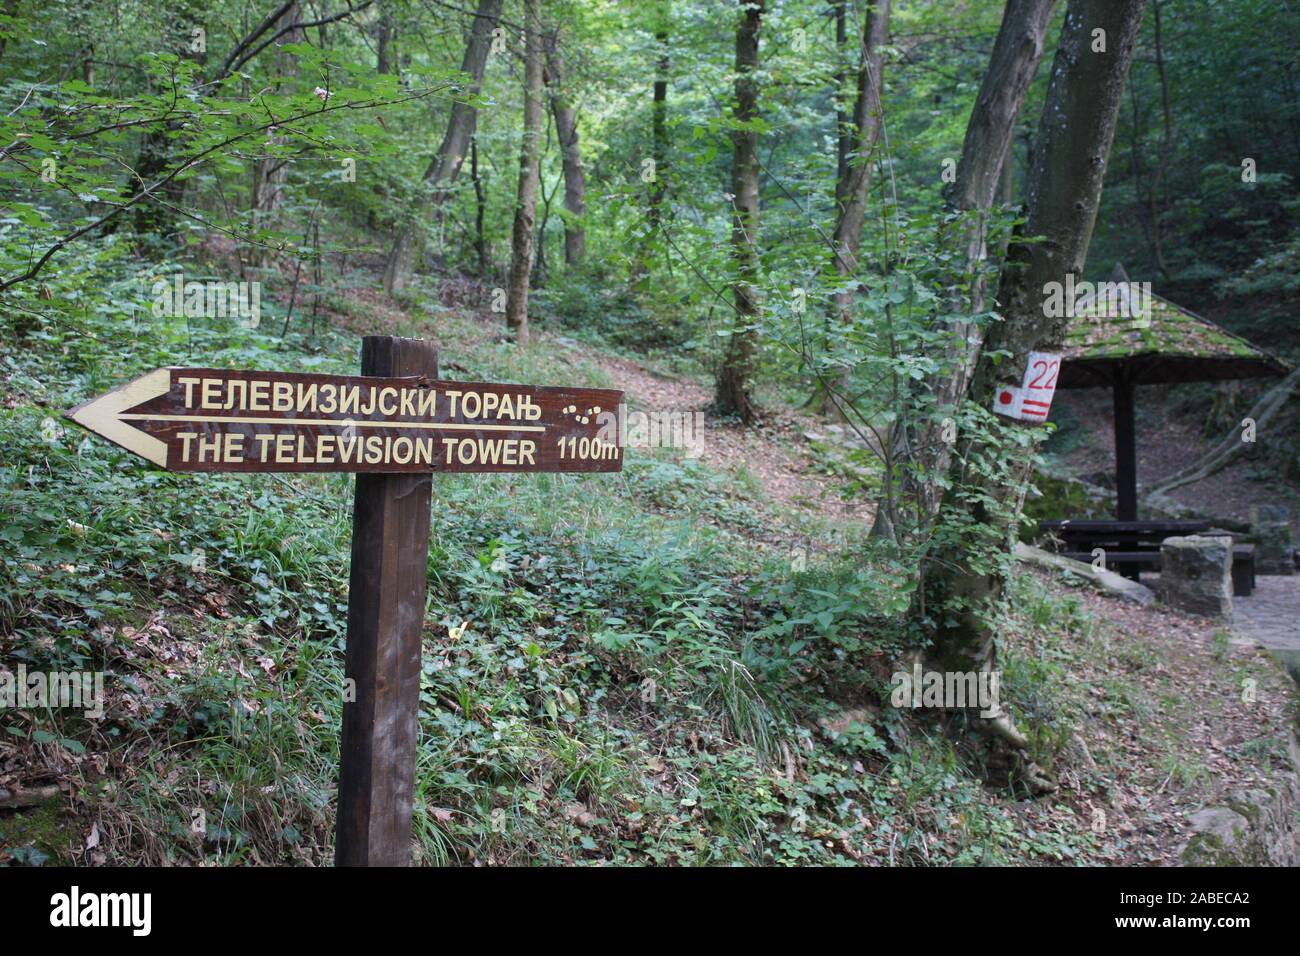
xmin=1233 ymin=577 xmax=1300 ymax=652
xmin=1231 ymin=577 xmax=1300 ymax=688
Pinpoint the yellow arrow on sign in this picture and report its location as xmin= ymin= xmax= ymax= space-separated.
xmin=65 ymin=368 xmax=171 ymax=467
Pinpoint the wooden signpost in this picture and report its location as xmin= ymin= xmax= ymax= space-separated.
xmin=67 ymin=336 xmax=623 ymax=866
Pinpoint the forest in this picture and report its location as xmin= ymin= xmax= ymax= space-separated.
xmin=0 ymin=0 xmax=1298 ymax=876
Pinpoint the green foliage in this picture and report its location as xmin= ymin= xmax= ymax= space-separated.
xmin=1091 ymin=0 xmax=1300 ymax=354
xmin=3 ymin=0 xmax=1289 ymax=870
xmin=0 ymin=264 xmax=1105 ymax=864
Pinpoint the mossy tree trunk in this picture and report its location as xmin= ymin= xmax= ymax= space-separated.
xmin=545 ymin=39 xmax=585 ymax=267
xmin=828 ymin=0 xmax=889 ymax=328
xmin=890 ymin=0 xmax=1059 ymax=530
xmin=808 ymin=0 xmax=889 ymax=417
xmin=926 ymin=0 xmax=1147 ymax=679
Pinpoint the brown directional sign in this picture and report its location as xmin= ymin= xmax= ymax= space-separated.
xmin=65 ymin=339 xmax=624 ymax=868
xmin=66 ymin=367 xmax=624 ymax=473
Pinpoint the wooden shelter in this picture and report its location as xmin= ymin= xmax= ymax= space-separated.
xmin=1055 ymin=265 xmax=1289 ymax=519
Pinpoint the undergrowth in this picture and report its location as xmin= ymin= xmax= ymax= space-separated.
xmin=3 ymin=252 xmax=1109 ymax=866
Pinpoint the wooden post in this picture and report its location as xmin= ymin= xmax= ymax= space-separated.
xmin=336 ymin=336 xmax=437 ymax=866
xmin=1113 ymin=371 xmax=1138 ymax=522
xmin=66 ymin=337 xmax=623 ymax=864
xmin=1112 ymin=369 xmax=1139 ymax=580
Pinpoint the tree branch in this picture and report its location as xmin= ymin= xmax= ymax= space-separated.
xmin=1144 ymin=364 xmax=1300 ymax=497
xmin=0 ymin=86 xmax=449 ymax=292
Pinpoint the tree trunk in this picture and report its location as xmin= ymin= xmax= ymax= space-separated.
xmin=471 ymin=134 xmax=489 ymax=277
xmin=834 ymin=0 xmax=851 ymax=196
xmin=533 ymin=166 xmax=559 ymax=289
xmin=382 ymin=0 xmax=503 ymax=294
xmin=250 ymin=3 xmax=303 ymax=269
xmin=505 ymin=0 xmax=544 ymax=344
xmin=888 ymin=0 xmax=1058 ymax=530
xmin=369 ymin=2 xmax=397 ymax=233
xmin=926 ymin=0 xmax=1147 ymax=687
xmin=1146 ymin=0 xmax=1174 ymax=282
xmin=999 ymin=137 xmax=1016 ymax=205
xmin=714 ymin=0 xmax=765 ymax=423
xmin=643 ymin=23 xmax=672 ymax=281
xmin=376 ymin=1 xmax=395 ymax=75
xmin=1127 ymin=84 xmax=1157 ymax=270
xmin=545 ymin=40 xmax=585 ymax=267
xmin=650 ymin=26 xmax=670 ymax=227
xmin=943 ymin=0 xmax=1056 ymax=345
xmin=129 ymin=127 xmax=186 ymax=237
xmin=806 ymin=0 xmax=889 ymax=416
xmin=828 ymin=0 xmax=890 ymax=325
xmin=129 ymin=10 xmax=214 ymax=237
xmin=633 ymin=12 xmax=671 ymax=288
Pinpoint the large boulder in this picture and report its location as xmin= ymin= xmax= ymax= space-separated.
xmin=1250 ymin=504 xmax=1296 ymax=575
xmin=1185 ymin=716 xmax=1300 ymax=866
xmin=1182 ymin=807 xmax=1255 ymax=865
xmin=1158 ymin=535 xmax=1232 ymax=620
xmin=1014 ymin=542 xmax=1154 ymax=606
xmin=1182 ymin=781 xmax=1300 ymax=866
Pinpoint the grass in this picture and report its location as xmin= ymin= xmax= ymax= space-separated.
xmin=3 ymin=253 xmax=1288 ymax=867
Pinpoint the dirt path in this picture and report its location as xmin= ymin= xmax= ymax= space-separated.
xmin=595 ymin=352 xmax=877 ymax=535
xmin=1058 ymin=582 xmax=1298 ymax=865
xmin=334 ymin=276 xmax=879 ymax=540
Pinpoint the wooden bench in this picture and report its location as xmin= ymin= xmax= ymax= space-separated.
xmin=1040 ymin=520 xmax=1256 ymax=596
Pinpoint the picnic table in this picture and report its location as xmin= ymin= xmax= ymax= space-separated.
xmin=1037 ymin=519 xmax=1256 ymax=596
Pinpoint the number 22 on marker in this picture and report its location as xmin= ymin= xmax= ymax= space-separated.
xmin=1026 ymin=355 xmax=1059 ymax=390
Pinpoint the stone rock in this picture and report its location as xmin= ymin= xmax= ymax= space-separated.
xmin=1157 ymin=535 xmax=1232 ymax=620
xmin=1014 ymin=542 xmax=1154 ymax=606
xmin=1182 ymin=780 xmax=1300 ymax=866
xmin=1250 ymin=504 xmax=1295 ymax=575
xmin=1182 ymin=808 xmax=1253 ymax=866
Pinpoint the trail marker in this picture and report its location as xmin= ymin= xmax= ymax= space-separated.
xmin=992 ymin=350 xmax=1061 ymax=423
xmin=67 ymin=336 xmax=623 ymax=866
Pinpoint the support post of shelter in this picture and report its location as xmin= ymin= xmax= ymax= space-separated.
xmin=1113 ymin=371 xmax=1138 ymax=523
xmin=1112 ymin=370 xmax=1140 ymax=579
